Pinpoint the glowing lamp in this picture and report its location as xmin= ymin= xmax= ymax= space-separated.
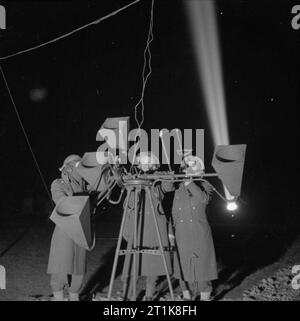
xmin=226 ymin=201 xmax=238 ymax=211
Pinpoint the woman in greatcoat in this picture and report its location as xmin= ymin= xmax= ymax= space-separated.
xmin=121 ymin=151 xmax=173 ymax=300
xmin=47 ymin=154 xmax=87 ymax=301
xmin=170 ymin=155 xmax=218 ymax=301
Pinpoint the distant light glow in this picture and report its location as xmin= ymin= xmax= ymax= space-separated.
xmin=29 ymin=87 xmax=48 ymax=102
xmin=185 ymin=0 xmax=229 ymax=146
xmin=185 ymin=0 xmax=234 ymax=201
xmin=227 ymin=201 xmax=238 ymax=211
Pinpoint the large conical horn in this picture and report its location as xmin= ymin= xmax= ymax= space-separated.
xmin=75 ymin=153 xmax=102 ymax=186
xmin=211 ymin=144 xmax=247 ymax=197
xmin=50 ymin=196 xmax=93 ymax=250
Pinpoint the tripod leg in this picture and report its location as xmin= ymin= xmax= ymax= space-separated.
xmin=107 ymin=187 xmax=133 ymax=300
xmin=146 ymin=187 xmax=175 ymax=300
xmin=122 ymin=274 xmax=135 ymax=301
xmin=132 ymin=186 xmax=139 ymax=301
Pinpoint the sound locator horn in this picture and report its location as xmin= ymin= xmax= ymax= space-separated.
xmin=211 ymin=144 xmax=247 ymax=197
xmin=50 ymin=195 xmax=93 ymax=250
xmin=75 ymin=152 xmax=107 ymax=190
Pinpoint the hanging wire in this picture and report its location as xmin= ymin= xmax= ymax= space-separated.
xmin=0 ymin=0 xmax=142 ymax=61
xmin=0 ymin=65 xmax=53 ymax=204
xmin=130 ymin=0 xmax=154 ymax=171
xmin=134 ymin=0 xmax=154 ymax=129
xmin=0 ymin=65 xmax=54 ymax=259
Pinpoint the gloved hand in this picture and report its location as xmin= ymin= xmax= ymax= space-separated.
xmin=201 ymin=181 xmax=214 ymax=194
xmin=168 ymin=233 xmax=175 ymax=247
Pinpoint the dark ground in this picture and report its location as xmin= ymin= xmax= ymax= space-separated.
xmin=0 ymin=203 xmax=300 ymax=301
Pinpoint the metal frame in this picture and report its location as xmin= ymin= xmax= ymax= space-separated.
xmin=107 ymin=179 xmax=175 ymax=301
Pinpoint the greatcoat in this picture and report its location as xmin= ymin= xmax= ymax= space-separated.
xmin=171 ymin=182 xmax=218 ymax=282
xmin=122 ymin=181 xmax=173 ymax=278
xmin=47 ymin=178 xmax=87 ymax=275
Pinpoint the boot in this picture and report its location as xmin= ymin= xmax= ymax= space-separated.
xmin=69 ymin=292 xmax=80 ymax=301
xmin=51 ymin=291 xmax=65 ymax=301
xmin=182 ymin=290 xmax=192 ymax=301
xmin=200 ymin=291 xmax=211 ymax=301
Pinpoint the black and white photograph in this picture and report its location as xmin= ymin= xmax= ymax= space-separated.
xmin=0 ymin=0 xmax=300 ymax=306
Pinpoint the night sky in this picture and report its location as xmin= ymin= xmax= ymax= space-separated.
xmin=0 ymin=0 xmax=299 ymax=225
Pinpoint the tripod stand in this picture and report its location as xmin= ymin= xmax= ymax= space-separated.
xmin=107 ymin=178 xmax=175 ymax=301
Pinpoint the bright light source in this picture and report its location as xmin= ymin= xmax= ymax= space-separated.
xmin=185 ymin=1 xmax=233 ymax=203
xmin=226 ymin=201 xmax=238 ymax=211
